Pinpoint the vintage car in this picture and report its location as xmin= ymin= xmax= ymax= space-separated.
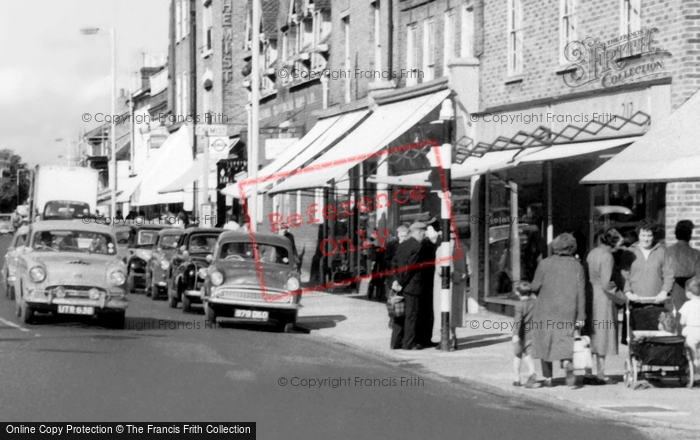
xmin=200 ymin=231 xmax=302 ymax=332
xmin=167 ymin=227 xmax=224 ymax=312
xmin=2 ymin=225 xmax=29 ymax=300
xmin=117 ymin=224 xmax=174 ymax=293
xmin=14 ymin=220 xmax=128 ymax=328
xmin=146 ymin=228 xmax=184 ymax=300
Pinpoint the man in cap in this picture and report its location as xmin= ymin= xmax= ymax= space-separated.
xmin=392 ymin=221 xmax=429 ymax=349
xmin=666 ymin=220 xmax=700 ymax=312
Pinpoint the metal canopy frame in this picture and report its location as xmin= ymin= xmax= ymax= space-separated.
xmin=455 ymin=110 xmax=651 ymax=163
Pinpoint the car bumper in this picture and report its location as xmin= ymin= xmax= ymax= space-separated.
xmin=205 ymin=300 xmax=299 ymax=323
xmin=25 ymin=296 xmax=128 ymax=312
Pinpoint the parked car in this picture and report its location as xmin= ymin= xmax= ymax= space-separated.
xmin=0 ymin=214 xmax=13 ymax=234
xmin=167 ymin=227 xmax=224 ymax=312
xmin=200 ymin=231 xmax=302 ymax=332
xmin=2 ymin=225 xmax=29 ymax=300
xmin=14 ymin=220 xmax=128 ymax=328
xmin=117 ymin=224 xmax=174 ymax=293
xmin=146 ymin=228 xmax=184 ymax=300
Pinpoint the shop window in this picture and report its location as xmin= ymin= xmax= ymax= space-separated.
xmin=486 ymin=163 xmax=545 ymax=298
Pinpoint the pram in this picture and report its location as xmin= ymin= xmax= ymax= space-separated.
xmin=623 ymin=298 xmax=694 ymax=389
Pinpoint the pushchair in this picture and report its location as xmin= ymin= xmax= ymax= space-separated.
xmin=623 ymin=298 xmax=695 ymax=389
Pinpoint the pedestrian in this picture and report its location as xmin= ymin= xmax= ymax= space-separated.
xmin=584 ymin=230 xmax=626 ymax=385
xmin=530 ymin=233 xmax=586 ymax=388
xmin=679 ymin=277 xmax=700 ymax=371
xmin=223 ymin=212 xmax=241 ymax=231
xmin=665 ymin=220 xmax=700 ymax=313
xmin=420 ymin=222 xmax=439 ymax=348
xmin=623 ymin=220 xmax=674 ymax=305
xmin=384 ymin=224 xmax=409 ymax=329
xmin=392 ymin=221 xmax=428 ymax=350
xmin=446 ymin=230 xmax=468 ymax=351
xmin=512 ymin=281 xmax=537 ymax=388
xmin=115 ymin=210 xmax=124 ymax=220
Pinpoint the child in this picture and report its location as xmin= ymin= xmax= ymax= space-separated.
xmin=679 ymin=277 xmax=700 ymax=371
xmin=512 ymin=281 xmax=537 ymax=388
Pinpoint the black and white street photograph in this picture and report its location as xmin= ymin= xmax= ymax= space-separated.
xmin=2 ymin=0 xmax=700 ymax=439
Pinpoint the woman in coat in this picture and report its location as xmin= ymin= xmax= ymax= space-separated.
xmin=585 ymin=231 xmax=626 ymax=384
xmin=531 ymin=233 xmax=586 ymax=387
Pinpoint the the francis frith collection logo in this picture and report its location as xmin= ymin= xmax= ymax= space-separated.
xmin=562 ymin=28 xmax=669 ymax=88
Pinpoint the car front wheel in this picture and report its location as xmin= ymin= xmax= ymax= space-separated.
xmin=204 ymin=302 xmax=216 ymax=324
xmin=182 ymin=292 xmax=192 ymax=313
xmin=102 ymin=312 xmax=125 ymax=329
xmin=20 ymin=301 xmax=34 ymax=324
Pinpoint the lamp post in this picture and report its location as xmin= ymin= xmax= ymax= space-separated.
xmin=248 ymin=0 xmax=260 ymax=232
xmin=428 ymin=98 xmax=455 ymax=352
xmin=81 ymin=27 xmax=117 ymax=218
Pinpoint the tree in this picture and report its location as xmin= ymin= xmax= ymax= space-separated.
xmin=0 ymin=149 xmax=30 ymax=213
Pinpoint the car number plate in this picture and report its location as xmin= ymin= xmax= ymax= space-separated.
xmin=234 ymin=309 xmax=268 ymax=320
xmin=57 ymin=305 xmax=94 ymax=315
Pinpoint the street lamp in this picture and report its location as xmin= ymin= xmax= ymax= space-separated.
xmin=428 ymin=98 xmax=455 ymax=352
xmin=81 ymin=26 xmax=117 ymax=218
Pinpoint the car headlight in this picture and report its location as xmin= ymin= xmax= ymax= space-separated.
xmin=108 ymin=270 xmax=126 ymax=286
xmin=286 ymin=277 xmax=300 ymax=291
xmin=160 ymin=260 xmax=170 ymax=270
xmin=210 ymin=271 xmax=224 ymax=286
xmin=29 ymin=266 xmax=46 ymax=283
xmin=88 ymin=288 xmax=101 ymax=300
xmin=198 ymin=268 xmax=207 ymax=279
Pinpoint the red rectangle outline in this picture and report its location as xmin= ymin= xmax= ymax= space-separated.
xmin=236 ymin=139 xmax=462 ymax=302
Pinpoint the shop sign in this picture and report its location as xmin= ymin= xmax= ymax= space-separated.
xmin=562 ymin=28 xmax=669 ymax=88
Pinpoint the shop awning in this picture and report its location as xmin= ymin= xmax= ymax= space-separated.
xmin=268 ymin=89 xmax=451 ymax=194
xmin=451 ymin=148 xmax=544 ymax=180
xmin=582 ymin=90 xmax=700 ymax=184
xmin=116 ymin=177 xmax=141 ymax=203
xmin=132 ymin=126 xmax=192 ymax=206
xmin=366 ymin=171 xmax=431 ymax=187
xmin=504 ymin=136 xmax=639 ymax=165
xmin=158 ymin=156 xmax=207 ymax=194
xmin=220 ymin=110 xmax=369 ymax=199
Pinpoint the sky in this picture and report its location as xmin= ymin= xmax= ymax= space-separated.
xmin=0 ymin=0 xmax=171 ymax=167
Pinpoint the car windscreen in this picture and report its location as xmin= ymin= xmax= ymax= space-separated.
xmin=136 ymin=230 xmax=159 ymax=248
xmin=220 ymin=241 xmax=290 ymax=265
xmin=187 ymin=234 xmax=219 ymax=254
xmin=32 ymin=230 xmax=117 ymax=255
xmin=15 ymin=234 xmax=27 ymax=247
xmin=43 ymin=201 xmax=91 ymax=219
xmin=115 ymin=230 xmax=131 ymax=245
xmin=160 ymin=234 xmax=181 ymax=249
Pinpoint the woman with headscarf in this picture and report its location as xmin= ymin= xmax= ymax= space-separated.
xmin=585 ymin=230 xmax=626 ymax=384
xmin=530 ymin=233 xmax=586 ymax=388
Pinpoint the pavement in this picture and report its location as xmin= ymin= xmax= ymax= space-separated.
xmin=296 ymin=289 xmax=700 ymax=433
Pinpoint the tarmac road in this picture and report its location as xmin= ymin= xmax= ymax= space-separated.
xmin=0 ymin=233 xmax=650 ymax=439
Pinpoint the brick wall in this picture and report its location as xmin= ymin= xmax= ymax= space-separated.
xmin=666 ymin=183 xmax=700 ymax=248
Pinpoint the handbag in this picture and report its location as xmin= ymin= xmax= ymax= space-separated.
xmin=572 ymin=330 xmax=593 ymax=370
xmin=386 ymin=290 xmax=405 ymax=318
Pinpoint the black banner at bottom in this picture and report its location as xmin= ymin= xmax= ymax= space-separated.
xmin=3 ymin=423 xmax=255 ymax=438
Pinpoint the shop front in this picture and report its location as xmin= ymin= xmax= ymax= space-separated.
xmin=460 ymin=83 xmax=671 ymax=315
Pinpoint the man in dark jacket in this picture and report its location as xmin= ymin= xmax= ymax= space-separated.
xmin=392 ymin=222 xmax=428 ymax=350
